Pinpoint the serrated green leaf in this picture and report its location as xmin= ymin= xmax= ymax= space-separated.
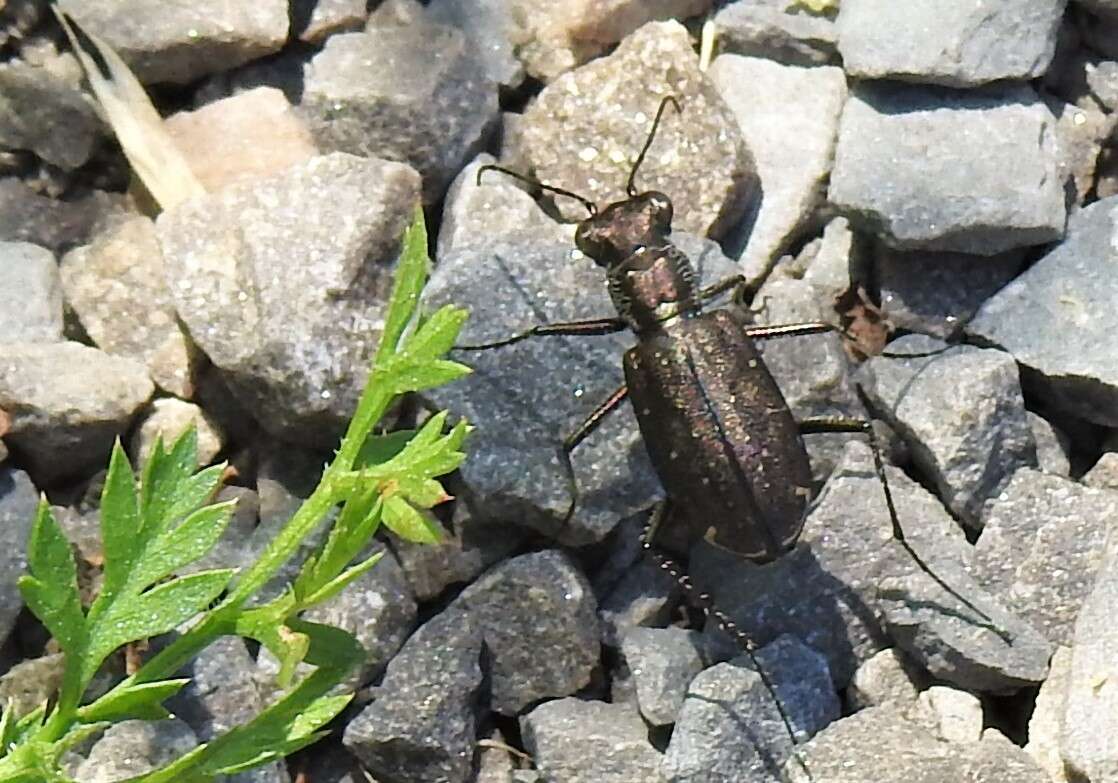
xmin=89 ymin=571 xmax=233 ymax=664
xmin=301 ymin=551 xmax=383 ymax=609
xmin=360 ymin=412 xmax=461 ymax=477
xmin=78 ymin=680 xmax=189 ymax=724
xmin=402 ymin=305 xmax=469 ymax=362
xmin=382 ymin=496 xmax=442 ymax=544
xmin=19 ymin=504 xmax=85 ymax=656
xmin=99 ymin=443 xmax=143 ymax=600
xmin=149 ymin=465 xmax=225 ymax=543
xmin=132 ymin=502 xmax=234 ymax=588
xmin=290 ymin=618 xmax=364 ymax=671
xmin=140 ymin=430 xmax=197 ymax=529
xmin=386 ymin=358 xmax=472 ymax=395
xmin=356 ymin=429 xmax=416 ymax=465
xmin=376 ymin=205 xmax=429 ymax=365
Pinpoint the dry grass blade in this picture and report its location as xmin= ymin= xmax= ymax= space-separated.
xmin=52 ymin=5 xmax=205 ymax=210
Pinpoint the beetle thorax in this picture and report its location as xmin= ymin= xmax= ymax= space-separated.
xmin=575 ymin=190 xmax=698 ymax=333
xmin=608 ymin=248 xmax=699 ymax=333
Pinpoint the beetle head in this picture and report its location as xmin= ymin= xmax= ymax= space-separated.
xmin=574 ymin=191 xmax=674 ymax=268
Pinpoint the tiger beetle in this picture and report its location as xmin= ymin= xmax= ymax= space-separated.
xmin=457 ymin=96 xmax=994 ymax=774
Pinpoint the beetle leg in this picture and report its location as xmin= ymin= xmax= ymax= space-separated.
xmin=696 ymin=273 xmax=746 ymax=304
xmin=797 ymin=415 xmax=997 ymax=628
xmin=556 ymin=384 xmax=630 ymax=526
xmin=641 ymin=501 xmax=815 ymax=780
xmin=455 ymin=316 xmax=627 ymax=351
xmin=745 ymin=321 xmax=839 ymax=341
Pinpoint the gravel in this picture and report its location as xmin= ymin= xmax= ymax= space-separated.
xmin=4 ymin=4 xmax=1114 ymax=781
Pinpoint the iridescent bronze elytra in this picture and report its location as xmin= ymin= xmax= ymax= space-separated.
xmin=460 ymin=96 xmax=995 ymax=775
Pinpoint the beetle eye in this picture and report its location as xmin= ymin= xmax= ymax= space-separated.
xmin=647 ymin=192 xmax=673 ymax=225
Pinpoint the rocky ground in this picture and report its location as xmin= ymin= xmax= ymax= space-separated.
xmin=2 ymin=0 xmax=1118 ymax=781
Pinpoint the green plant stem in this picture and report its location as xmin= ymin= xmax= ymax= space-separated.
xmin=81 ymin=370 xmax=396 ymax=717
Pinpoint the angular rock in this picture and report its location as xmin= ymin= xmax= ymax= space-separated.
xmin=177 ymin=485 xmax=259 ymax=577
xmin=427 ymin=0 xmax=525 ymax=89
xmin=1027 ymin=411 xmax=1071 ymax=477
xmin=0 ymin=179 xmax=125 ymax=254
xmin=829 ymin=83 xmax=1066 ymax=255
xmin=390 ymin=503 xmax=528 ymax=602
xmin=710 ymin=55 xmax=847 ymax=280
xmin=1026 ymin=645 xmax=1072 ymax=783
xmin=506 ymin=21 xmax=754 ymax=239
xmin=343 ymin=609 xmax=484 ymax=783
xmin=797 ymin=217 xmax=859 ymax=303
xmin=968 ymin=196 xmax=1118 ymax=427
xmin=421 ymin=233 xmax=737 ymax=545
xmin=130 ymin=398 xmax=225 ymax=467
xmin=598 ymin=556 xmax=678 ymax=648
xmin=662 ymin=638 xmax=838 ymax=782
xmin=506 ymin=0 xmax=712 ymax=81
xmin=168 ymin=636 xmax=263 ymax=741
xmin=75 ymin=718 xmax=198 ymax=782
xmin=875 ymin=245 xmax=1024 ymax=339
xmin=914 ymin=686 xmax=983 ymax=743
xmin=846 ymin=647 xmax=923 ymax=710
xmin=301 ymin=18 xmax=497 ymax=201
xmin=1087 ymin=60 xmax=1118 ymax=111
xmin=859 ymin=336 xmax=1037 ymax=530
xmin=1048 ymin=96 xmax=1116 ymax=203
xmin=521 ymin=699 xmax=661 ymax=782
xmin=57 ymin=0 xmax=288 ymax=85
xmin=593 ymin=514 xmax=679 ymax=641
xmin=712 ymin=0 xmax=839 ymax=66
xmin=695 ymin=444 xmax=1052 ymax=692
xmin=437 ymin=153 xmax=571 ymax=257
xmin=61 ymin=215 xmax=198 ymax=398
xmin=0 ymin=653 xmax=65 ymax=718
xmin=620 ymin=626 xmax=705 ymax=726
xmin=752 ymin=634 xmax=842 ymax=740
xmin=786 ymin=703 xmax=1049 ymax=782
xmin=0 ymin=58 xmax=101 ymax=169
xmin=1061 ymin=526 xmax=1118 ymax=782
xmin=476 ymin=735 xmax=517 ymax=783
xmin=0 ymin=342 xmax=153 ymax=484
xmin=453 ymin=550 xmax=599 ymax=714
xmin=836 ymin=0 xmax=1064 ymax=86
xmin=0 ymin=469 xmax=36 ymax=642
xmin=164 ymin=87 xmax=318 ymax=192
xmin=0 ymin=241 xmax=62 ymax=343
xmin=1098 ymin=146 xmax=1118 ymax=200
xmin=293 ymin=0 xmax=367 ymax=44
xmin=975 ymin=469 xmax=1118 ymax=645
xmin=158 ymin=153 xmax=421 ymax=447
xmin=1083 ymin=452 xmax=1118 ymax=491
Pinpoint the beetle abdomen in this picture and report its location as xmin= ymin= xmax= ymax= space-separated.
xmin=624 ymin=309 xmax=813 ymax=561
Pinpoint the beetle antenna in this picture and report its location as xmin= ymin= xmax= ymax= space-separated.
xmin=477 ymin=164 xmax=597 ymax=218
xmin=627 ymin=96 xmax=682 ymax=197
